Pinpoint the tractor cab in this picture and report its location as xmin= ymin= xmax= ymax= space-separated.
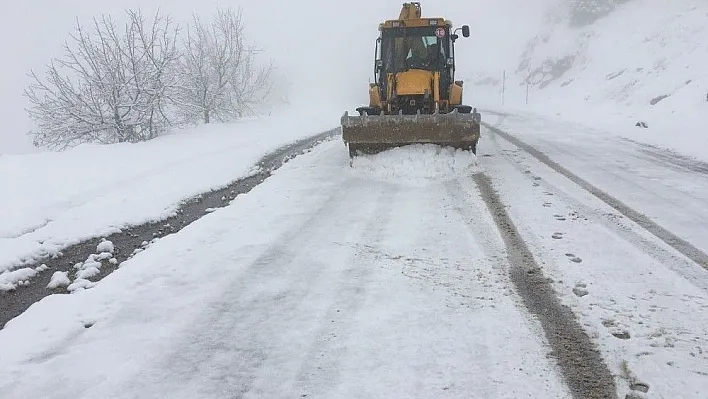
xmin=380 ymin=24 xmax=450 ymax=74
xmin=373 ymin=15 xmax=470 ymax=115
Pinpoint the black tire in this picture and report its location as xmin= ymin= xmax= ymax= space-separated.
xmin=454 ymin=105 xmax=473 ymax=114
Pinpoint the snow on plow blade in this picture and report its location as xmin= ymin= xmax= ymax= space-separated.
xmin=341 ymin=110 xmax=481 ymax=156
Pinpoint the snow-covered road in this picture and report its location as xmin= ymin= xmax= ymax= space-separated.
xmin=486 ymin=111 xmax=708 ymax=261
xmin=1 ymin=112 xmax=707 ymax=398
xmin=0 ymin=141 xmax=572 ymax=398
xmin=481 ymin=114 xmax=708 ymax=398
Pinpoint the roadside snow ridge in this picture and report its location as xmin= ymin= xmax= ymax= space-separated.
xmin=350 ymin=144 xmax=479 ymax=186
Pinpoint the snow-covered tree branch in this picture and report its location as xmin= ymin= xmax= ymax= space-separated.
xmin=25 ymin=9 xmax=180 ymax=150
xmin=25 ymin=7 xmax=278 ymax=150
xmin=176 ymin=8 xmax=274 ymax=124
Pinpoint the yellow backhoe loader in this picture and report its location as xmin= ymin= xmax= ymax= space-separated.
xmin=342 ymin=2 xmax=481 ymax=157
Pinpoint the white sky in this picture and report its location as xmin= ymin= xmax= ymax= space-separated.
xmin=0 ymin=0 xmax=550 ymax=154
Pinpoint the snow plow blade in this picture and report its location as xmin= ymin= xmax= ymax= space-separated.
xmin=341 ymin=110 xmax=481 ymax=157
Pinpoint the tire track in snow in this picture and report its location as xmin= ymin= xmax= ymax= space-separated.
xmin=115 ymin=174 xmax=388 ymax=398
xmin=482 ymin=121 xmax=708 ymax=272
xmin=485 ymin=122 xmax=708 ymax=399
xmin=474 ymin=172 xmax=618 ymax=399
xmin=443 ymin=179 xmax=507 ymax=268
xmin=487 ymin=131 xmax=708 ymax=292
xmin=623 ymin=137 xmax=708 ymax=176
xmin=293 ymin=182 xmax=399 ymax=397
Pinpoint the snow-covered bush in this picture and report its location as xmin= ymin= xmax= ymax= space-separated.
xmin=26 ymin=10 xmax=180 ymax=150
xmin=176 ymin=8 xmax=274 ymax=124
xmin=25 ymin=7 xmax=276 ymax=150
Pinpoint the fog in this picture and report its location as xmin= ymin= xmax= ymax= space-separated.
xmin=0 ymin=0 xmax=550 ymax=154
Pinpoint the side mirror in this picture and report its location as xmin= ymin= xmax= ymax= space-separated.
xmin=462 ymin=25 xmax=470 ymax=38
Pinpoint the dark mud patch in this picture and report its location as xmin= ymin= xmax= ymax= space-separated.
xmin=1 ymin=129 xmax=339 ymax=329
xmin=474 ymin=173 xmax=618 ymax=399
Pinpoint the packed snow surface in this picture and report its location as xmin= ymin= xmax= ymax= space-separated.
xmin=481 ymin=115 xmax=708 ymax=398
xmin=487 ymin=112 xmax=708 ymax=256
xmin=0 ymin=140 xmax=573 ymax=398
xmin=1 ymin=116 xmax=708 ymax=397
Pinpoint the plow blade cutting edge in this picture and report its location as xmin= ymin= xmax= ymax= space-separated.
xmin=341 ymin=110 xmax=481 ymax=157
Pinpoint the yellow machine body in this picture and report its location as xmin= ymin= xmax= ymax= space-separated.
xmin=342 ymin=2 xmax=481 ymax=157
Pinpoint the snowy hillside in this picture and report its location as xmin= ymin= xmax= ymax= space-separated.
xmin=470 ymin=0 xmax=708 ymax=160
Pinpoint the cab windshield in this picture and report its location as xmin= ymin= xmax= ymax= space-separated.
xmin=381 ymin=26 xmax=448 ymax=73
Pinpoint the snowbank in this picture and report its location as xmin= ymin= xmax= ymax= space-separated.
xmin=0 ymin=106 xmax=344 ymax=273
xmin=349 ymin=144 xmax=479 ymax=187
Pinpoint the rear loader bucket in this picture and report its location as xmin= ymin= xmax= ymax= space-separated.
xmin=341 ymin=111 xmax=481 ymax=157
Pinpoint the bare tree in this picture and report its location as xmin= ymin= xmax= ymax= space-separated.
xmin=177 ymin=8 xmax=274 ymax=124
xmin=25 ymin=9 xmax=180 ymax=150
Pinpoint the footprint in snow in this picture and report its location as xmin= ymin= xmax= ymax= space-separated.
xmin=554 ymin=214 xmax=567 ymax=221
xmin=611 ymin=329 xmax=631 ymax=340
xmin=543 ymin=202 xmax=553 ymax=208
xmin=601 ymin=319 xmax=616 ymax=328
xmin=630 ymin=382 xmax=650 ymax=394
xmin=552 ymin=232 xmax=564 ymax=239
xmin=565 ymin=253 xmax=583 ymax=263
